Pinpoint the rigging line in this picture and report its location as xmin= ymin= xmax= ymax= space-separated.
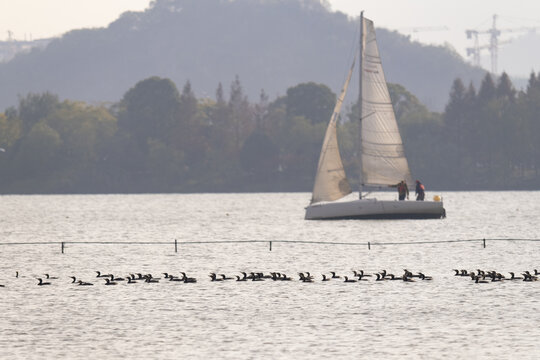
xmin=360 ymin=111 xmax=376 ymax=121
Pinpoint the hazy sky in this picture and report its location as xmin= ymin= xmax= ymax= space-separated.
xmin=1 ymin=0 xmax=539 ymax=74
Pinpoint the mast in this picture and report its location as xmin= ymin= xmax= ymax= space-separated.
xmin=358 ymin=11 xmax=364 ymax=199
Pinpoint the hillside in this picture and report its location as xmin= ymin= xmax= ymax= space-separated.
xmin=0 ymin=0 xmax=486 ymax=111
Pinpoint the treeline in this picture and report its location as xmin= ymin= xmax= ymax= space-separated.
xmin=0 ymin=72 xmax=539 ymax=193
xmin=0 ymin=76 xmax=339 ymax=193
xmin=439 ymin=72 xmax=540 ymax=189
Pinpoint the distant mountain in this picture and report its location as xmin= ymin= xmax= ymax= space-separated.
xmin=0 ymin=0 xmax=486 ymax=111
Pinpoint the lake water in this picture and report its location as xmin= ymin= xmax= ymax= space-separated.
xmin=0 ymin=192 xmax=539 ymax=359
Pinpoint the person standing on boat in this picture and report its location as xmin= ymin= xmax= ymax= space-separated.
xmin=415 ymin=180 xmax=425 ymax=201
xmin=390 ymin=180 xmax=409 ymax=200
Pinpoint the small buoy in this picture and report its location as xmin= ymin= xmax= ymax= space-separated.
xmin=433 ymin=195 xmax=441 ymax=202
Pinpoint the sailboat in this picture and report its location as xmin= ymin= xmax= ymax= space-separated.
xmin=305 ymin=12 xmax=445 ymax=220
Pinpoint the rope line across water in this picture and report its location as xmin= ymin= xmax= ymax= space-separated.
xmin=0 ymin=238 xmax=539 ymax=252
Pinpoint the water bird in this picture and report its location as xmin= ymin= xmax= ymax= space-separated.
xmin=298 ymin=273 xmax=313 ymax=282
xmin=251 ymin=273 xmax=264 ymax=281
xmin=523 ymin=272 xmax=538 ymax=282
xmin=457 ymin=269 xmax=470 ymax=276
xmin=402 ymin=274 xmax=415 ymax=282
xmin=0 ymin=284 xmax=4 ymax=287
xmin=258 ymin=272 xmax=273 ymax=279
xmin=343 ymin=276 xmax=356 ymax=283
xmin=280 ymin=273 xmax=292 ymax=281
xmin=180 ymin=272 xmax=197 ymax=283
xmin=476 ymin=269 xmax=486 ymax=277
xmin=356 ymin=270 xmax=371 ymax=277
xmin=104 ymin=278 xmax=117 ymax=285
xmin=144 ymin=276 xmax=159 ymax=283
xmin=96 ymin=271 xmax=111 ymax=278
xmin=270 ymin=272 xmax=280 ymax=281
xmin=475 ymin=276 xmax=489 ymax=284
xmin=78 ymin=280 xmax=93 ymax=286
xmin=15 ymin=271 xmax=19 ymax=278
xmin=418 ymin=273 xmax=432 ymax=280
xmin=70 ymin=276 xmax=77 ymax=283
xmin=322 ymin=274 xmax=330 ymax=281
xmin=126 ymin=278 xmax=137 ymax=284
xmin=403 ymin=269 xmax=417 ymax=278
xmin=330 ymin=271 xmax=341 ymax=279
xmin=235 ymin=275 xmax=247 ymax=281
xmin=109 ymin=274 xmax=125 ymax=281
xmin=44 ymin=273 xmax=58 ymax=279
xmin=240 ymin=272 xmax=252 ymax=280
xmin=37 ymin=278 xmax=51 ymax=286
xmin=508 ymin=272 xmax=523 ymax=280
xmin=209 ymin=273 xmax=223 ymax=281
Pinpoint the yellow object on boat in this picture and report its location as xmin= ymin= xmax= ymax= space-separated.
xmin=433 ymin=195 xmax=441 ymax=202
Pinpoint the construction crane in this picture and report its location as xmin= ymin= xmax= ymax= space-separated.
xmin=466 ymin=14 xmax=540 ymax=74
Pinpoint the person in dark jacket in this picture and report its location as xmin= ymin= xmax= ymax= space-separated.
xmin=415 ymin=180 xmax=425 ymax=201
xmin=390 ymin=180 xmax=409 ymax=200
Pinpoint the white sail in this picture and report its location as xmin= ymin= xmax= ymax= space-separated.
xmin=311 ymin=58 xmax=356 ymax=203
xmin=360 ymin=18 xmax=413 ymax=187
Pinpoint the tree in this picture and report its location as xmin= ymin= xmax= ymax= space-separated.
xmin=443 ymin=78 xmax=469 ymax=181
xmin=46 ymin=101 xmax=117 ymax=162
xmin=118 ymin=76 xmax=181 ymax=149
xmin=285 ymin=82 xmax=335 ymax=124
xmin=18 ymin=92 xmax=59 ymax=134
xmin=477 ymin=73 xmax=496 ymax=105
xmin=497 ymin=72 xmax=516 ymax=101
xmin=254 ymin=89 xmax=269 ymax=131
xmin=228 ymin=75 xmax=253 ymax=153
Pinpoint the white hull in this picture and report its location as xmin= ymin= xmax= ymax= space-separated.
xmin=305 ymin=198 xmax=445 ymax=220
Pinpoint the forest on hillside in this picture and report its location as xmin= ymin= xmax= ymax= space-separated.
xmin=0 ymin=71 xmax=539 ymax=194
xmin=0 ymin=0 xmax=486 ymax=111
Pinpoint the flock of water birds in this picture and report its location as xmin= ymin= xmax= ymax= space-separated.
xmin=0 ymin=268 xmax=536 ymax=287
xmin=453 ymin=269 xmax=540 ymax=283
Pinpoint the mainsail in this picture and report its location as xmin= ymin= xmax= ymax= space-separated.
xmin=310 ymin=57 xmax=356 ymax=204
xmin=360 ymin=18 xmax=413 ymax=187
